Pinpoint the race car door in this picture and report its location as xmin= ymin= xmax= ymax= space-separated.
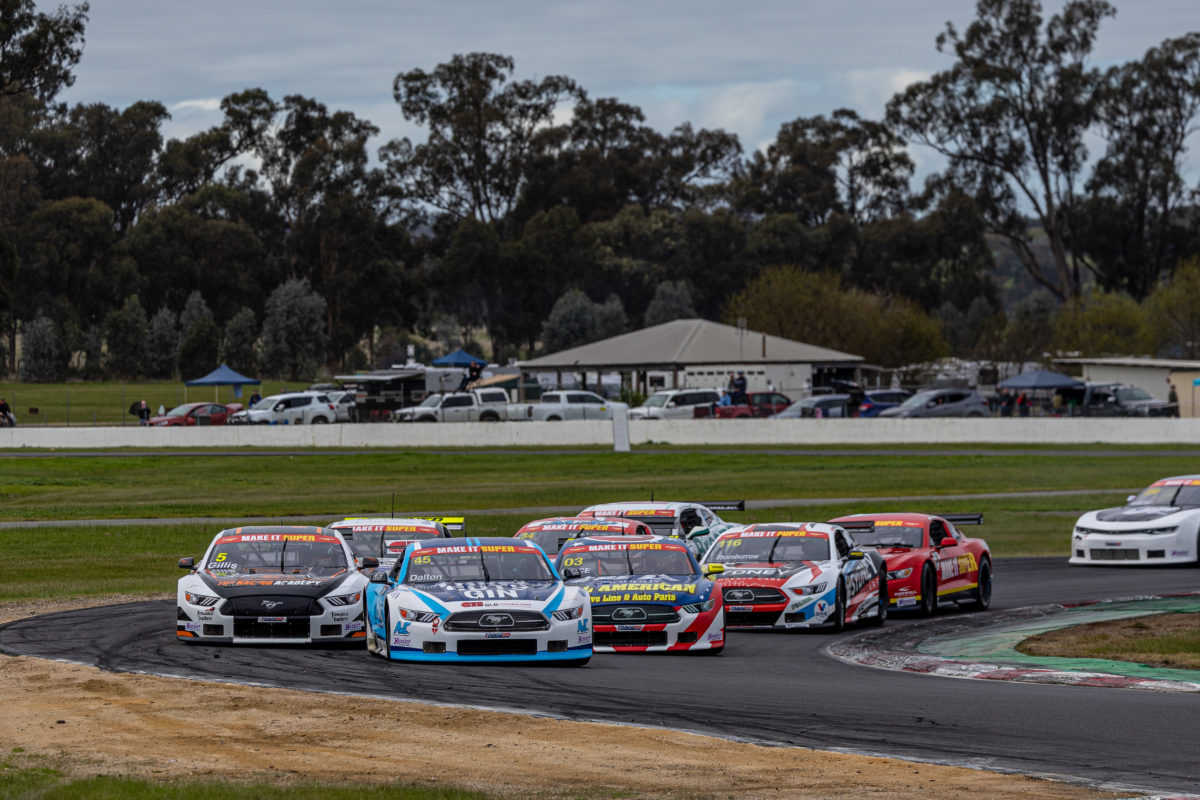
xmin=930 ymin=518 xmax=974 ymax=596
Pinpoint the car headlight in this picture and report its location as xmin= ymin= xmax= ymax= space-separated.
xmin=792 ymin=582 xmax=827 ymax=596
xmin=887 ymin=568 xmax=913 ymax=580
xmin=681 ymin=598 xmax=715 ymax=613
xmin=396 ymin=606 xmax=439 ymax=623
xmin=552 ymin=605 xmax=584 ymax=621
xmin=1135 ymin=526 xmax=1178 ymax=535
xmin=185 ymin=592 xmax=220 ymax=607
xmin=325 ymin=591 xmax=361 ymax=606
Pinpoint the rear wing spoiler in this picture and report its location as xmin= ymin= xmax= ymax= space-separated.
xmin=837 ymin=513 xmax=983 ymax=532
xmin=685 ymin=500 xmax=746 ymax=512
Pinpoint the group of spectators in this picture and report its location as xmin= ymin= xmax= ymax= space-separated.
xmin=716 ymin=371 xmax=749 ymax=406
xmin=993 ymin=388 xmax=1033 ymax=417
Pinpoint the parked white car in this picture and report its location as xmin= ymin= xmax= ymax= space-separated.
xmin=395 ymin=388 xmax=512 ymax=422
xmin=629 ymin=388 xmax=721 ymax=420
xmin=326 ymin=390 xmax=357 ymax=423
xmin=229 ymin=392 xmax=338 ymax=424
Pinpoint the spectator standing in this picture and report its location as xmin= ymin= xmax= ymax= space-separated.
xmin=1017 ymin=392 xmax=1031 ymax=417
xmin=136 ymin=399 xmax=152 ymax=426
xmin=0 ymin=397 xmax=14 ymax=427
xmin=249 ymin=391 xmax=261 ymax=408
xmin=731 ymin=370 xmax=748 ymax=404
xmin=1168 ymin=384 xmax=1180 ymax=417
xmin=1000 ymin=389 xmax=1015 ymax=418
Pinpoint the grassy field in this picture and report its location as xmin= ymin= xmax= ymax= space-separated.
xmin=0 ymin=446 xmax=1178 ymax=602
xmin=0 ymin=380 xmax=312 ymax=426
xmin=1018 ymin=613 xmax=1200 ymax=669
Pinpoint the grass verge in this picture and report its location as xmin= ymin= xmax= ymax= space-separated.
xmin=1017 ymin=612 xmax=1200 ymax=670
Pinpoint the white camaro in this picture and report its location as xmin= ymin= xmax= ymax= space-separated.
xmin=1070 ymin=475 xmax=1200 ymax=565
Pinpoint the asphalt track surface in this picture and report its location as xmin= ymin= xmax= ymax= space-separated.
xmin=3 ymin=559 xmax=1199 ymax=795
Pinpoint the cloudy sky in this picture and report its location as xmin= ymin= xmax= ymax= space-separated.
xmin=61 ymin=1 xmax=1199 ymax=175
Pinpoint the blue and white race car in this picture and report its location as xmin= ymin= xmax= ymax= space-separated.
xmin=365 ymin=537 xmax=593 ymax=664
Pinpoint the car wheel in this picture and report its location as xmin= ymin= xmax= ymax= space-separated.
xmin=417 ymin=416 xmax=435 ymax=423
xmin=545 ymin=416 xmax=561 ymax=422
xmin=311 ymin=416 xmax=329 ymax=424
xmin=919 ymin=564 xmax=938 ymax=617
xmin=382 ymin=605 xmax=392 ymax=660
xmin=967 ymin=559 xmax=992 ymax=611
xmin=966 ymin=411 xmax=985 ymax=417
xmin=828 ymin=580 xmax=846 ymax=633
xmin=479 ymin=412 xmax=499 ymax=422
xmin=867 ymin=575 xmax=888 ymax=627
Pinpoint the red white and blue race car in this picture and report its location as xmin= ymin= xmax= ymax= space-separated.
xmin=700 ymin=523 xmax=887 ymax=631
xmin=328 ymin=516 xmax=462 ymax=569
xmin=176 ymin=526 xmax=372 ymax=644
xmin=514 ymin=516 xmax=652 ymax=558
xmin=556 ymin=535 xmax=726 ymax=653
xmin=364 ymin=537 xmax=592 ymax=664
xmin=828 ymin=512 xmax=991 ymax=614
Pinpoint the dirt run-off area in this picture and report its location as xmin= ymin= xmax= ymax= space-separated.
xmin=0 ymin=596 xmax=1126 ymax=799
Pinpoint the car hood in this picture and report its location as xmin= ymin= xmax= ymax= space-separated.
xmin=398 ymin=580 xmax=563 ymax=604
xmin=199 ymin=571 xmax=353 ymax=598
xmin=713 ymin=562 xmax=822 ymax=585
xmin=570 ymin=574 xmax=710 ymax=605
xmin=1093 ymin=505 xmax=1184 ymax=523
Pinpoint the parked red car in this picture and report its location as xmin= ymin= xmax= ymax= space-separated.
xmin=149 ymin=402 xmax=243 ymax=426
xmin=826 ymin=512 xmax=991 ymax=615
xmin=694 ymin=392 xmax=792 ymax=419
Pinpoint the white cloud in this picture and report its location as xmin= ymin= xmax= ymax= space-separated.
xmin=170 ymin=99 xmax=221 ymax=113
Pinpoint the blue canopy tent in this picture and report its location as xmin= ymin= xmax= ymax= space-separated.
xmin=997 ymin=369 xmax=1083 ymax=390
xmin=185 ymin=363 xmax=261 ymax=401
xmin=432 ymin=348 xmax=486 ymax=367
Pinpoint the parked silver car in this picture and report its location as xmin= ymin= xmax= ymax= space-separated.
xmin=877 ymin=388 xmax=990 ymax=418
xmin=629 ymin=388 xmax=722 ymax=420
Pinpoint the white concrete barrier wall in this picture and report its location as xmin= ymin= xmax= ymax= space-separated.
xmin=1 ymin=417 xmax=1198 ymax=448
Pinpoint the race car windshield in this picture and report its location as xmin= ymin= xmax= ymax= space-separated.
xmin=560 ymin=548 xmax=695 ymax=577
xmin=850 ymin=526 xmax=923 ymax=548
xmin=205 ymin=538 xmax=348 ymax=576
xmin=1130 ymin=483 xmax=1200 ymax=507
xmin=343 ymin=529 xmax=442 ymax=559
xmin=707 ymin=535 xmax=830 ymax=564
xmin=404 ymin=550 xmax=553 ymax=583
xmin=515 ymin=529 xmax=575 ymax=555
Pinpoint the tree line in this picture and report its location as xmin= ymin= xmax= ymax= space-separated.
xmin=2 ymin=0 xmax=1199 ymax=382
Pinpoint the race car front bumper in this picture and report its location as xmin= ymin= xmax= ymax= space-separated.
xmin=380 ymin=609 xmax=593 ymax=663
xmin=176 ymin=602 xmax=367 ymax=644
xmin=591 ymin=603 xmax=724 ymax=652
xmin=1069 ymin=528 xmax=1197 ymax=565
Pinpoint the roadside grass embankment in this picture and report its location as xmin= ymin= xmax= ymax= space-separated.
xmin=1018 ymin=612 xmax=1200 ymax=670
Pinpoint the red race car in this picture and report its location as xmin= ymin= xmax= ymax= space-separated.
xmin=827 ymin=512 xmax=991 ymax=615
xmin=149 ymin=402 xmax=243 ymax=426
xmin=514 ymin=516 xmax=652 ymax=558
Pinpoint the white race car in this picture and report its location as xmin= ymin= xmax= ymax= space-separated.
xmin=1071 ymin=475 xmax=1200 ymax=565
xmin=328 ymin=516 xmax=462 ymax=570
xmin=176 ymin=526 xmax=372 ymax=644
xmin=364 ymin=537 xmax=593 ymax=664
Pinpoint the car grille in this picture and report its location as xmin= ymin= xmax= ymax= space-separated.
xmin=233 ymin=617 xmax=310 ymax=639
xmin=596 ymin=631 xmax=669 ymax=647
xmin=1088 ymin=548 xmax=1140 ymax=560
xmin=456 ymin=639 xmax=538 ymax=656
xmin=223 ymin=596 xmax=320 ymax=617
xmin=443 ymin=610 xmax=549 ymax=631
xmin=592 ymin=605 xmax=679 ymax=624
xmin=725 ymin=610 xmax=782 ymax=627
xmin=722 ymin=587 xmax=785 ymax=604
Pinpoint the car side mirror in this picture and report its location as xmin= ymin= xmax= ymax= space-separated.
xmin=361 ymin=557 xmax=379 ymax=569
xmin=939 ymin=537 xmax=956 ymax=548
xmin=704 ymin=563 xmax=725 ymax=575
xmin=369 ymin=571 xmax=390 ymax=584
xmin=847 ymin=550 xmax=865 ymax=560
xmin=274 ymin=403 xmax=285 ymax=411
xmin=1126 ymin=495 xmax=1137 ymax=503
xmin=562 ymin=567 xmax=583 ymax=580
xmin=178 ymin=556 xmax=195 ymax=570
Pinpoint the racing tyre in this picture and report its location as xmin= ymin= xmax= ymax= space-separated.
xmin=867 ymin=576 xmax=888 ymax=627
xmin=966 ymin=559 xmax=992 ymax=611
xmin=919 ymin=564 xmax=938 ymax=617
xmin=828 ymin=581 xmax=846 ymax=633
xmin=383 ymin=606 xmax=392 ymax=660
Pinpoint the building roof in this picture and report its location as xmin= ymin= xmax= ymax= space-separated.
xmin=1054 ymin=357 xmax=1200 ymax=370
xmin=518 ymin=319 xmax=861 ymax=371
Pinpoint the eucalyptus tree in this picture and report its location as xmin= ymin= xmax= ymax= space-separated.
xmin=887 ymin=0 xmax=1116 ymax=301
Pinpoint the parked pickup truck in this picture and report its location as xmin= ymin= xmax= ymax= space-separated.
xmin=507 ymin=390 xmax=614 ymax=421
xmin=1059 ymin=382 xmax=1176 ymax=417
xmin=394 ymin=388 xmax=512 ymax=422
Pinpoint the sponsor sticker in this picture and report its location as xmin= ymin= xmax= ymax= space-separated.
xmin=576 ymin=634 xmax=592 ymax=645
xmin=343 ymin=621 xmax=364 ymax=632
xmin=615 ymin=624 xmax=644 ymax=632
xmin=727 ymin=605 xmax=754 ymax=612
xmin=484 ymin=632 xmax=512 ymax=639
xmin=897 ymin=597 xmax=919 ymax=607
xmin=331 ymin=611 xmax=350 ymax=622
xmin=257 ymin=616 xmax=286 ymax=623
